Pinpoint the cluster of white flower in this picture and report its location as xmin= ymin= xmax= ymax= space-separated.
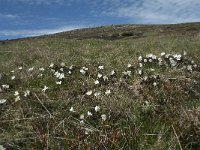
xmin=0 ymin=51 xmax=198 ymax=131
xmin=80 ymin=67 xmax=88 ymax=75
xmin=54 ymin=71 xmax=65 ymax=80
xmin=122 ymin=70 xmax=131 ymax=77
xmin=24 ymin=90 xmax=30 ymax=97
xmin=14 ymin=91 xmax=20 ymax=102
xmin=2 ymin=84 xmax=9 ymax=89
xmin=137 ymin=52 xmax=198 ymax=73
xmin=69 ymin=105 xmax=107 ymax=128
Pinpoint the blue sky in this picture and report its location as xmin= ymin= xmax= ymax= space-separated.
xmin=0 ymin=0 xmax=200 ymax=40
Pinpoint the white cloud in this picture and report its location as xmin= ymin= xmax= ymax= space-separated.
xmin=0 ymin=25 xmax=83 ymax=38
xmin=0 ymin=13 xmax=19 ymax=19
xmin=9 ymin=0 xmax=64 ymax=5
xmin=100 ymin=0 xmax=200 ymax=24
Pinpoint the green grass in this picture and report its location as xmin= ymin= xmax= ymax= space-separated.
xmin=0 ymin=22 xmax=200 ymax=149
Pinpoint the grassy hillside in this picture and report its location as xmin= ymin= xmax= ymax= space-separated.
xmin=0 ymin=22 xmax=200 ymax=149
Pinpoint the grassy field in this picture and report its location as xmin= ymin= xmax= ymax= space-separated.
xmin=0 ymin=22 xmax=200 ymax=149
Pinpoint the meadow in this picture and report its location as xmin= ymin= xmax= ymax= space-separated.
xmin=0 ymin=23 xmax=200 ymax=149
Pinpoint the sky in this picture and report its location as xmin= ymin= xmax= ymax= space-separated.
xmin=0 ymin=0 xmax=200 ymax=40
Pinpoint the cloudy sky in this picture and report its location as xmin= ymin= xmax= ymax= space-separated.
xmin=0 ymin=0 xmax=200 ymax=40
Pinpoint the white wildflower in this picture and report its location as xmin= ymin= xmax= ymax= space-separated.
xmin=28 ymin=67 xmax=34 ymax=72
xmin=70 ymin=107 xmax=75 ymax=112
xmin=54 ymin=71 xmax=59 ymax=77
xmin=103 ymin=75 xmax=108 ymax=81
xmin=138 ymin=69 xmax=142 ymax=75
xmin=97 ymin=73 xmax=103 ymax=78
xmin=55 ymin=72 xmax=65 ymax=79
xmin=11 ymin=75 xmax=15 ymax=80
xmin=80 ymin=69 xmax=86 ymax=75
xmin=143 ymin=76 xmax=148 ymax=81
xmin=0 ymin=99 xmax=7 ymax=104
xmin=15 ymin=96 xmax=20 ymax=102
xmin=152 ymin=55 xmax=157 ymax=60
xmin=11 ymin=70 xmax=15 ymax=73
xmin=42 ymin=86 xmax=48 ymax=92
xmin=153 ymin=82 xmax=157 ymax=86
xmin=18 ymin=67 xmax=23 ymax=70
xmin=94 ymin=92 xmax=101 ymax=97
xmin=80 ymin=120 xmax=84 ymax=125
xmin=139 ymin=63 xmax=143 ymax=68
xmin=14 ymin=91 xmax=19 ymax=96
xmin=56 ymin=81 xmax=62 ymax=85
xmin=60 ymin=62 xmax=65 ymax=67
xmin=82 ymin=67 xmax=88 ymax=71
xmin=105 ymin=89 xmax=111 ymax=95
xmin=150 ymin=68 xmax=155 ymax=72
xmin=94 ymin=80 xmax=99 ymax=85
xmin=161 ymin=52 xmax=166 ymax=57
xmin=38 ymin=74 xmax=43 ymax=77
xmin=170 ymin=58 xmax=177 ymax=67
xmin=69 ymin=65 xmax=73 ymax=70
xmin=60 ymin=68 xmax=63 ymax=72
xmin=153 ymin=75 xmax=157 ymax=79
xmin=68 ymin=71 xmax=72 ymax=74
xmin=149 ymin=59 xmax=152 ymax=62
xmin=80 ymin=114 xmax=84 ymax=120
xmin=98 ymin=65 xmax=104 ymax=70
xmin=2 ymin=84 xmax=9 ymax=89
xmin=95 ymin=106 xmax=100 ymax=112
xmin=138 ymin=56 xmax=143 ymax=62
xmin=87 ymin=111 xmax=92 ymax=116
xmin=165 ymin=54 xmax=170 ymax=59
xmin=127 ymin=64 xmax=132 ymax=68
xmin=143 ymin=59 xmax=147 ymax=63
xmin=39 ymin=67 xmax=45 ymax=71
xmin=110 ymin=70 xmax=115 ymax=76
xmin=174 ymin=54 xmax=182 ymax=61
xmin=49 ymin=63 xmax=54 ymax=68
xmin=59 ymin=73 xmax=65 ymax=79
xmin=187 ymin=65 xmax=193 ymax=71
xmin=86 ymin=90 xmax=92 ymax=96
xmin=122 ymin=70 xmax=131 ymax=76
xmin=24 ymin=90 xmax=30 ymax=97
xmin=101 ymin=114 xmax=107 ymax=121
xmin=146 ymin=53 xmax=153 ymax=58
